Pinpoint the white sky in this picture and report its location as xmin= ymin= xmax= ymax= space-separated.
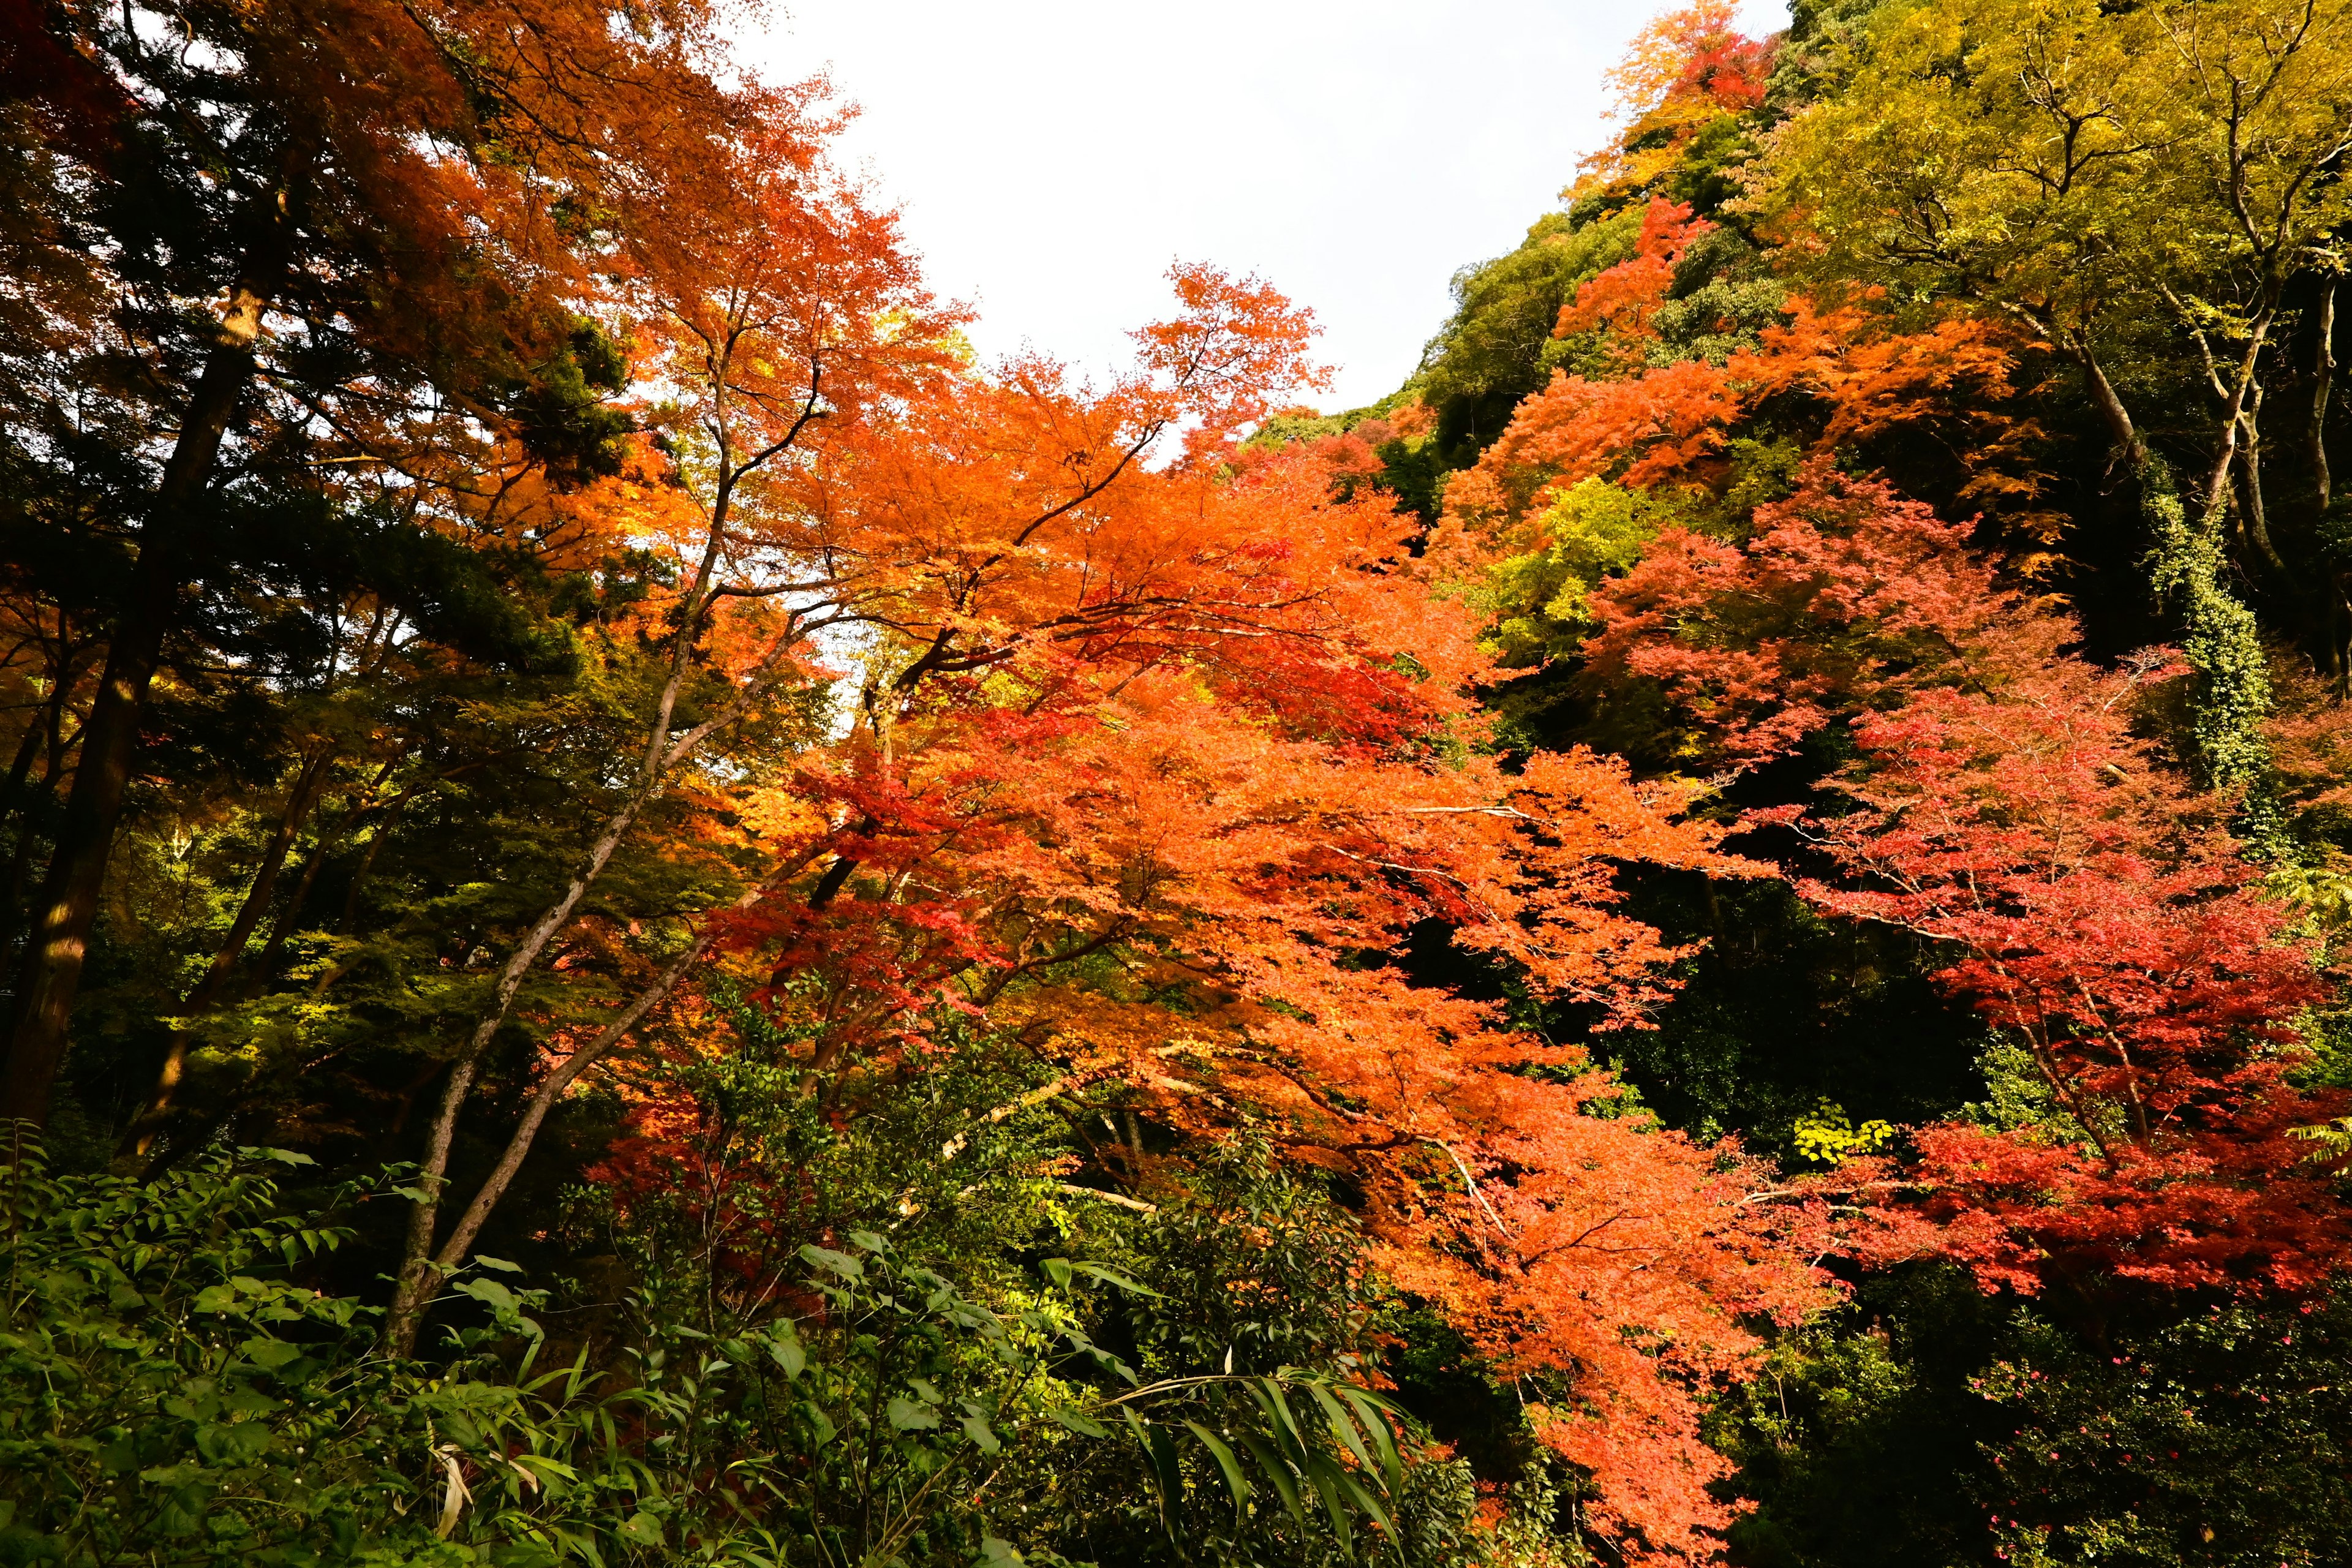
xmin=739 ymin=1 xmax=1790 ymax=413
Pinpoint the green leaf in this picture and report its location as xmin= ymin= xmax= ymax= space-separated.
xmin=767 ymin=1328 xmax=806 ymax=1380
xmin=1340 ymin=1387 xmax=1406 ymax=1495
xmin=1332 ymin=1463 xmax=1398 ymax=1538
xmin=1236 ymin=1431 xmax=1306 ymax=1526
xmin=1245 ymin=1378 xmax=1309 ymax=1463
xmin=1182 ymin=1420 xmax=1251 ymax=1513
xmin=1309 ymin=1382 xmax=1376 ymax=1478
xmin=1146 ymin=1420 xmax=1185 ymax=1547
xmin=848 ymin=1229 xmax=888 ymax=1253
xmin=1072 ymin=1261 xmax=1163 ymax=1298
xmin=507 ymin=1452 xmax=579 ymax=1484
xmin=1040 ymin=1257 xmax=1074 ymax=1290
xmin=619 ymin=1510 xmax=665 ymax=1545
xmin=886 ymin=1396 xmax=940 ymax=1431
xmin=453 ymin=1277 xmax=518 ymax=1313
xmin=1047 ymin=1406 xmax=1109 ymax=1438
xmin=799 ymin=1244 xmax=863 ymax=1279
xmin=1301 ymin=1451 xmax=1356 ymax=1561
xmin=975 ymin=1538 xmax=1025 ymax=1567
xmin=240 ymin=1336 xmax=302 ymax=1371
xmin=159 ymin=1483 xmax=212 ymax=1537
xmin=471 ymin=1255 xmax=524 ymax=1273
xmin=960 ymin=1412 xmax=1001 ymax=1453
xmin=194 ymin=1420 xmax=273 ymax=1465
xmin=1120 ymin=1405 xmax=1186 ymax=1545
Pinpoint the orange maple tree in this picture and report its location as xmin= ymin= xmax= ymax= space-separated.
xmin=489 ymin=276 xmax=1841 ymax=1559
xmin=1440 ymin=293 xmax=2034 ymax=569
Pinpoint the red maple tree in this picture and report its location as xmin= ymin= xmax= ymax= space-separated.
xmin=1541 ymin=462 xmax=2351 ymax=1297
xmin=1576 ymin=463 xmax=2024 ymax=771
xmin=1798 ymin=660 xmax=2350 ymax=1295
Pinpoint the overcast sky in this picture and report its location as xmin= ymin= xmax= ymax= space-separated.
xmin=738 ymin=1 xmax=1790 ymax=412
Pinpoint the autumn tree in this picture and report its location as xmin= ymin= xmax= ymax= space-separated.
xmin=1403 ymin=4 xmax=1784 ymax=480
xmin=1533 ymin=459 xmax=2351 ymax=1295
xmin=1434 ymin=259 xmax=2038 ymax=621
xmin=376 ymin=113 xmax=962 ymax=1350
xmin=381 ymin=264 xmax=1328 ymax=1346
xmin=349 ymin=255 xmax=1845 ymax=1554
xmin=1767 ymin=0 xmax=2352 ymax=513
xmin=1571 ymin=0 xmax=1776 ymax=209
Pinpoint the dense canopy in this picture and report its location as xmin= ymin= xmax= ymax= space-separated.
xmin=2 ymin=1 xmax=2350 ymax=1564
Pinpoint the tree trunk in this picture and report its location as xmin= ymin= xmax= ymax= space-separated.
xmin=379 ymin=762 xmax=674 ymax=1352
xmin=2203 ymin=312 xmax=2275 ymax=528
xmin=0 ymin=723 xmax=43 ymax=844
xmin=407 ymin=844 xmax=825 ymax=1325
xmin=2239 ymin=377 xmax=2285 ymax=573
xmin=1 ymin=218 xmax=284 ymax=1125
xmin=380 ymin=374 xmax=828 ymax=1352
xmin=2312 ymin=275 xmax=2335 ymax=514
xmin=382 ymin=468 xmax=753 ymax=1352
xmin=0 ymin=715 xmax=51 ymax=980
xmin=253 ymin=756 xmax=402 ymax=988
xmin=2064 ymin=333 xmax=2148 ymax=474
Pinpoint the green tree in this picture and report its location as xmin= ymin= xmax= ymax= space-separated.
xmin=0 ymin=0 xmax=732 ymax=1121
xmin=1762 ymin=0 xmax=2352 ymax=715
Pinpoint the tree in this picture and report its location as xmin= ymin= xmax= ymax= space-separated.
xmin=1797 ymin=653 xmax=2350 ymax=1295
xmin=1434 ymin=292 xmax=2037 ymax=598
xmin=1551 ymin=458 xmax=2349 ymax=1293
xmin=1575 ymin=464 xmax=2025 ymax=773
xmin=380 ymin=263 xmax=1329 ymax=1346
xmin=1762 ymin=0 xmax=2352 ymax=673
xmin=351 ymin=258 xmax=1844 ymax=1554
xmin=1403 ymin=3 xmax=1783 ymax=483
xmin=1571 ymin=1 xmax=1777 ymax=210
xmin=380 ymin=108 xmax=958 ymax=1351
xmin=0 ymin=0 xmax=755 ymax=1121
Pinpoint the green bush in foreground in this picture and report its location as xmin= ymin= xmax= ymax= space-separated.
xmin=0 ymin=1141 xmax=1419 ymax=1567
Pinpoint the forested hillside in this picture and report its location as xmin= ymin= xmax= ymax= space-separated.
xmin=1 ymin=0 xmax=2349 ymax=1564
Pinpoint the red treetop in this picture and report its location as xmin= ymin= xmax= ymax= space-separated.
xmin=1800 ymin=657 xmax=2348 ymax=1295
xmin=1574 ymin=2 xmax=1776 ymax=200
xmin=1554 ymin=198 xmax=1716 ymax=358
